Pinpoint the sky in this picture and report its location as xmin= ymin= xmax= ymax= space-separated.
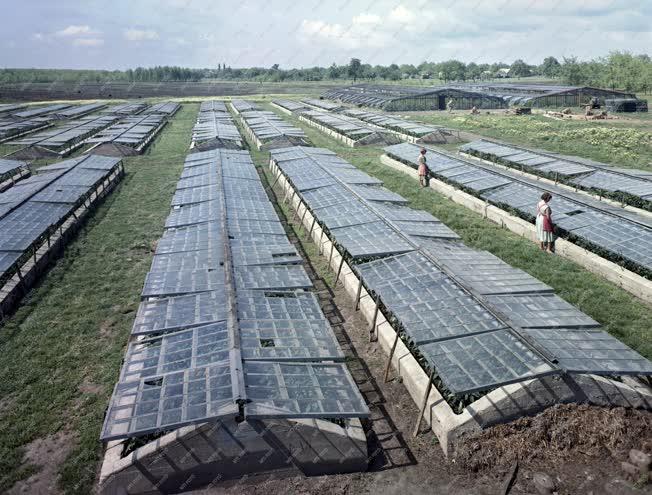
xmin=1 ymin=0 xmax=650 ymax=70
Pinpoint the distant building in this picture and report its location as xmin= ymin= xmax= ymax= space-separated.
xmin=496 ymin=68 xmax=511 ymax=78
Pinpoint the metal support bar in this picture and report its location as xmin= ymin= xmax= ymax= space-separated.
xmin=413 ymin=369 xmax=435 ymax=437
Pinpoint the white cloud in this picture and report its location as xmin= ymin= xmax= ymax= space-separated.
xmin=56 ymin=25 xmax=99 ymax=37
xmin=388 ymin=5 xmax=416 ymax=24
xmin=32 ymin=33 xmax=45 ymax=41
xmin=352 ymin=13 xmax=381 ymax=25
xmin=72 ymin=38 xmax=104 ymax=47
xmin=124 ymin=29 xmax=160 ymax=41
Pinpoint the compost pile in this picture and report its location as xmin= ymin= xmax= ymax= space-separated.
xmin=456 ymin=403 xmax=652 ymax=474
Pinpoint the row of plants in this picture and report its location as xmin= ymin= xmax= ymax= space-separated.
xmin=463 ymin=146 xmax=652 ymax=212
xmin=385 ymin=150 xmax=652 ymax=280
xmin=352 ymin=114 xmax=435 ymax=138
xmin=300 ymin=112 xmax=376 ymax=141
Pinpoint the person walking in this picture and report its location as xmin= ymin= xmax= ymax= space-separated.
xmin=417 ymin=148 xmax=429 ymax=188
xmin=536 ymin=192 xmax=555 ymax=252
xmin=447 ymin=98 xmax=455 ymax=113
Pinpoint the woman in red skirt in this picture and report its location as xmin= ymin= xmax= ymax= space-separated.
xmin=417 ymin=148 xmax=428 ymax=187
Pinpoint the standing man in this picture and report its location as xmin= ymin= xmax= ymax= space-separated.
xmin=417 ymin=148 xmax=429 ymax=188
xmin=447 ymin=98 xmax=455 ymax=113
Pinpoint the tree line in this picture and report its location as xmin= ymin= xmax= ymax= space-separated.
xmin=0 ymin=52 xmax=649 ymax=93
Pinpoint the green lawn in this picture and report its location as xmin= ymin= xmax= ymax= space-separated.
xmin=0 ymin=104 xmax=198 ymax=494
xmin=404 ymin=110 xmax=652 ymax=171
xmin=263 ymin=102 xmax=652 ymax=361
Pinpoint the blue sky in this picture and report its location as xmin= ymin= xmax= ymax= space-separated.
xmin=1 ymin=0 xmax=650 ymax=69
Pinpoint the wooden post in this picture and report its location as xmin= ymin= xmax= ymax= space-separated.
xmin=270 ymin=170 xmax=281 ymax=188
xmin=354 ymin=278 xmax=363 ymax=310
xmin=308 ymin=217 xmax=317 ymax=238
xmin=334 ymin=255 xmax=345 ymax=285
xmin=383 ymin=332 xmax=400 ymax=383
xmin=413 ymin=369 xmax=435 ymax=437
xmin=368 ymin=297 xmax=380 ymax=342
xmin=299 ymin=206 xmax=309 ymax=229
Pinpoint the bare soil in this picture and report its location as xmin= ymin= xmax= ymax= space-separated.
xmin=7 ymin=431 xmax=77 ymax=495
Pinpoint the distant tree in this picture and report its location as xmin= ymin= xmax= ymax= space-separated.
xmin=540 ymin=56 xmax=561 ymax=78
xmin=438 ymin=60 xmax=466 ymax=82
xmin=510 ymin=59 xmax=532 ymax=77
xmin=328 ymin=63 xmax=341 ymax=79
xmin=348 ymin=58 xmax=362 ymax=82
xmin=400 ymin=64 xmax=418 ymax=78
xmin=466 ymin=62 xmax=482 ymax=82
xmin=270 ymin=64 xmax=280 ymax=71
xmin=561 ymin=57 xmax=586 ymax=86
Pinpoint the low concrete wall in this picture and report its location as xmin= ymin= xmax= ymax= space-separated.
xmin=99 ymin=417 xmax=367 ymax=494
xmin=270 ymin=102 xmax=294 ymax=116
xmin=269 ymin=157 xmax=652 ymax=458
xmin=234 ymin=112 xmax=264 ymax=151
xmin=381 ymin=154 xmax=652 ymax=306
xmin=0 ymin=167 xmax=30 ymax=193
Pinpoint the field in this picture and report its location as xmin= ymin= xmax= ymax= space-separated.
xmin=0 ymin=96 xmax=650 ymax=494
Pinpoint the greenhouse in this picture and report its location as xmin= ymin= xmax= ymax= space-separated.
xmin=453 ymin=83 xmax=642 ymax=108
xmin=190 ymin=101 xmax=243 ymax=151
xmin=85 ymin=113 xmax=168 ymax=156
xmin=101 ymin=102 xmax=149 ymax=116
xmin=8 ymin=114 xmax=119 ymax=158
xmin=271 ymin=99 xmax=312 ymax=115
xmin=298 ymin=109 xmax=402 ymax=147
xmin=323 ymin=83 xmax=643 ymax=111
xmin=270 ymin=145 xmax=652 ymax=398
xmin=343 ymin=108 xmax=461 ymax=144
xmin=322 ymin=84 xmax=507 ymax=111
xmin=460 ymin=139 xmax=652 ymax=210
xmin=386 ymin=142 xmax=652 ymax=278
xmin=605 ymin=98 xmax=648 ymax=112
xmin=238 ymin=109 xmax=311 ymax=150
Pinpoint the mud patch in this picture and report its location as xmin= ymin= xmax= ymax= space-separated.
xmin=7 ymin=431 xmax=77 ymax=495
xmin=98 ymin=319 xmax=114 ymax=338
xmin=0 ymin=394 xmax=17 ymax=416
xmin=78 ymin=377 xmax=103 ymax=396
